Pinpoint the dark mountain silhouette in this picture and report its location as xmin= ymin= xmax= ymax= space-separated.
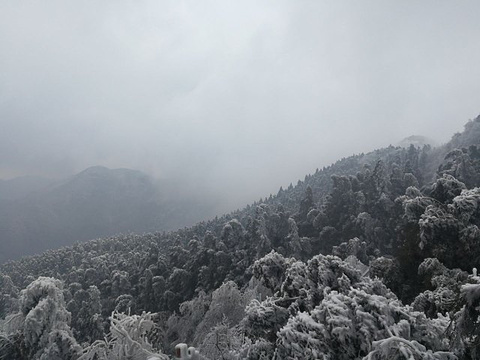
xmin=0 ymin=166 xmax=219 ymax=263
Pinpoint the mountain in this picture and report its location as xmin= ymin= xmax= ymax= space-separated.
xmin=1 ymin=115 xmax=480 ymax=359
xmin=397 ymin=135 xmax=436 ymax=148
xmin=0 ymin=175 xmax=54 ymax=200
xmin=0 ymin=166 xmax=219 ymax=263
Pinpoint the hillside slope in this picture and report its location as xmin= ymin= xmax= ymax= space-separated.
xmin=1 ymin=115 xmax=480 ymax=359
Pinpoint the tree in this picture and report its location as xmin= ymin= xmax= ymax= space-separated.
xmin=1 ymin=277 xmax=81 ymax=360
xmin=79 ymin=311 xmax=169 ymax=360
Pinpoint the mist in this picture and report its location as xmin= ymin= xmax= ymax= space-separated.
xmin=1 ymin=1 xmax=480 ymax=212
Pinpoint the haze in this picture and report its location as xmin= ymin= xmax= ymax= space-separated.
xmin=1 ymin=1 xmax=480 ymax=211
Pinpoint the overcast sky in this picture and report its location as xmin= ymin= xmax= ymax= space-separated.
xmin=1 ymin=1 xmax=480 ymax=209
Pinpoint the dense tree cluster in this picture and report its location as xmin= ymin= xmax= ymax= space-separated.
xmin=1 ymin=115 xmax=480 ymax=359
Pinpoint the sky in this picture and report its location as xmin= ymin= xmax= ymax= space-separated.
xmin=1 ymin=1 xmax=480 ymax=210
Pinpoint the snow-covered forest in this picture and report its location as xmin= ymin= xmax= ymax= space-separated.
xmin=1 ymin=117 xmax=480 ymax=359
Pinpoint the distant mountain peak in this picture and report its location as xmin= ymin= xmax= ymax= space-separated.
xmin=78 ymin=165 xmax=110 ymax=175
xmin=78 ymin=165 xmax=147 ymax=178
xmin=397 ymin=135 xmax=436 ymax=148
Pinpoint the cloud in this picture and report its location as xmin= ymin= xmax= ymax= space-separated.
xmin=1 ymin=1 xmax=480 ymax=209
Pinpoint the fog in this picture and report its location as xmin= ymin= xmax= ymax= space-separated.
xmin=1 ymin=1 xmax=480 ymax=211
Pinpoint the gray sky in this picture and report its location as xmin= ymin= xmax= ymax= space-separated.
xmin=1 ymin=1 xmax=480 ymax=209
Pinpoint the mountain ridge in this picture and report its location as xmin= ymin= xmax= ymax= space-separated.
xmin=2 ymin=115 xmax=480 ymax=359
xmin=0 ymin=166 xmax=219 ymax=263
